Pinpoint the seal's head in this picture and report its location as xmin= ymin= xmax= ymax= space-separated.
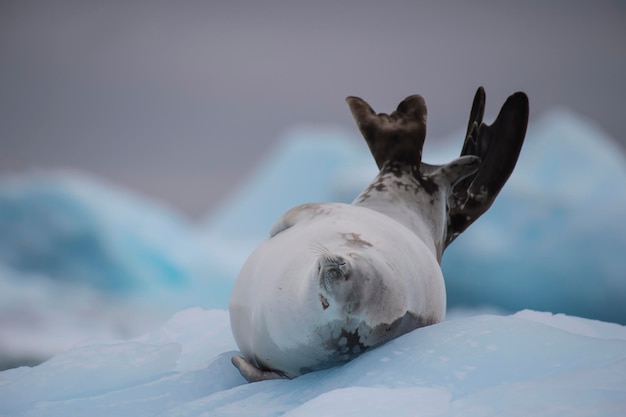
xmin=317 ymin=254 xmax=352 ymax=311
xmin=316 ymin=251 xmax=386 ymax=316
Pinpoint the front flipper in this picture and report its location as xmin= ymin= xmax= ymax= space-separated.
xmin=269 ymin=203 xmax=332 ymax=237
xmin=445 ymin=87 xmax=529 ymax=247
xmin=232 ymin=355 xmax=286 ymax=383
xmin=425 ymin=155 xmax=481 ymax=186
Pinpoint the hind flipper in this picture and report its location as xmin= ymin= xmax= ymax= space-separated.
xmin=446 ymin=88 xmax=529 ymax=247
xmin=346 ymin=95 xmax=427 ymax=171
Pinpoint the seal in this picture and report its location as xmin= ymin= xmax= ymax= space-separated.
xmin=229 ymin=87 xmax=529 ymax=382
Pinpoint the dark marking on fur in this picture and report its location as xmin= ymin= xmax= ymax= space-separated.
xmin=340 ymin=232 xmax=373 ymax=248
xmin=393 ymin=180 xmax=411 ymax=192
xmin=358 ymin=160 xmax=440 ymax=205
xmin=357 ymin=175 xmax=387 ymax=203
xmin=383 ymin=161 xmax=407 ymax=178
xmin=300 ymin=311 xmax=438 ymax=375
xmin=384 ymin=161 xmax=439 ymax=196
xmin=416 ymin=174 xmax=439 ymax=195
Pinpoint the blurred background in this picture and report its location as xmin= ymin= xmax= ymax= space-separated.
xmin=1 ymin=1 xmax=625 ymax=370
xmin=2 ymin=0 xmax=625 ymax=216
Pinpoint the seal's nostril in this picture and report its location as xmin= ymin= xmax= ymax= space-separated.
xmin=326 ymin=268 xmax=341 ymax=281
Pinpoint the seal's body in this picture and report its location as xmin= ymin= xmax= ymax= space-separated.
xmin=229 ymin=88 xmax=529 ymax=382
xmin=230 ymin=203 xmax=445 ymax=379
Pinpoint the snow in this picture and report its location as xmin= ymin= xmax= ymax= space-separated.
xmin=1 ymin=309 xmax=625 ymax=416
xmin=1 ymin=110 xmax=626 ymax=415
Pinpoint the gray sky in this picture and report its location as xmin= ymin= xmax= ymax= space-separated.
xmin=1 ymin=0 xmax=625 ymax=218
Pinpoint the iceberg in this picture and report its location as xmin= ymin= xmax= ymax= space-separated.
xmin=0 ymin=173 xmax=234 ymax=367
xmin=1 ymin=307 xmax=624 ymax=416
xmin=0 ymin=172 xmax=192 ymax=291
xmin=205 ymin=127 xmax=373 ymax=239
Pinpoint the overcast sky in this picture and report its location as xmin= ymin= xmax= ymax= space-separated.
xmin=1 ymin=1 xmax=625 ymax=218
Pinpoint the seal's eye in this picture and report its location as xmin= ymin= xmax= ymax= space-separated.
xmin=326 ymin=267 xmax=343 ymax=281
xmin=326 ymin=263 xmax=349 ymax=281
xmin=318 ymin=255 xmax=350 ymax=287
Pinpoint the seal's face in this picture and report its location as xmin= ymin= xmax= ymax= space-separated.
xmin=318 ymin=253 xmax=360 ymax=314
xmin=290 ymin=250 xmax=396 ymax=372
xmin=285 ymin=247 xmax=435 ymax=375
xmin=316 ymin=250 xmax=393 ymax=318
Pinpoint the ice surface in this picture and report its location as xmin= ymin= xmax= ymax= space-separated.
xmin=1 ymin=308 xmax=625 ymax=416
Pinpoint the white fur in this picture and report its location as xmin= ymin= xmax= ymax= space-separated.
xmin=229 ymin=203 xmax=445 ymax=378
xmin=229 ymin=156 xmax=478 ymax=379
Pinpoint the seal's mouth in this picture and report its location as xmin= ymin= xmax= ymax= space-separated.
xmin=319 ymin=293 xmax=330 ymax=310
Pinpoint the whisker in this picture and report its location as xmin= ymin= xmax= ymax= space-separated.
xmin=309 ymin=241 xmax=330 ymax=256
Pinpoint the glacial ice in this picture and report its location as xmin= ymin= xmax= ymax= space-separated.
xmin=1 ymin=308 xmax=624 ymax=416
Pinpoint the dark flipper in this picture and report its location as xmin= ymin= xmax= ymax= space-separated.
xmin=446 ymin=87 xmax=529 ymax=247
xmin=346 ymin=95 xmax=427 ymax=171
xmin=346 ymin=88 xmax=528 ymax=251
